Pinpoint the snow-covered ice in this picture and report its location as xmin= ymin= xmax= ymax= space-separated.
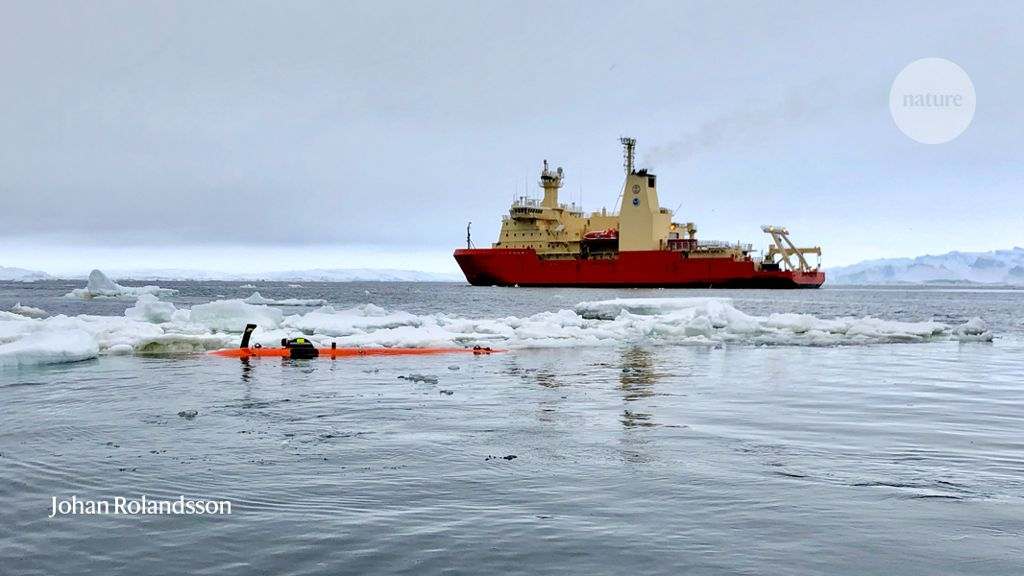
xmin=282 ymin=304 xmax=422 ymax=337
xmin=190 ymin=299 xmax=284 ymax=331
xmin=243 ymin=291 xmax=327 ymax=307
xmin=0 ymin=296 xmax=995 ymax=369
xmin=124 ymin=294 xmax=178 ymax=323
xmin=10 ymin=303 xmax=47 ymax=318
xmin=65 ymin=269 xmax=178 ymax=300
xmin=0 ymin=329 xmax=98 ymax=368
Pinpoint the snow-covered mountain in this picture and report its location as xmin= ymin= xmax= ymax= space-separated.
xmin=829 ymin=247 xmax=1024 ymax=285
xmin=0 ymin=266 xmax=52 ymax=282
xmin=60 ymin=268 xmax=462 ymax=283
xmin=251 ymin=268 xmax=461 ymax=282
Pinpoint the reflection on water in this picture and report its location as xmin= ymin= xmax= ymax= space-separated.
xmin=617 ymin=347 xmax=660 ymax=464
xmin=621 ymin=409 xmax=655 ymax=428
xmin=618 ymin=347 xmax=658 ymax=429
xmin=240 ymin=357 xmax=253 ymax=383
xmin=501 ymin=358 xmax=556 ymax=385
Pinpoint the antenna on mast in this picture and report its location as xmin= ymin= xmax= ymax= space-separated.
xmin=619 ymin=137 xmax=636 ymax=175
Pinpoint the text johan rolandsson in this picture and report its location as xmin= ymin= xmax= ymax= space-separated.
xmin=50 ymin=495 xmax=232 ymax=518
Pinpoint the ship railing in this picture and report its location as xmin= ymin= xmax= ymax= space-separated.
xmin=512 ymin=197 xmax=542 ymax=208
xmin=696 ymin=241 xmax=753 ymax=252
xmin=510 ymin=197 xmax=582 ymax=211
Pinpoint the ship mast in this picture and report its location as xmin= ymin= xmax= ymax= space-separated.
xmin=539 ymin=159 xmax=563 ymax=208
xmin=620 ymin=137 xmax=636 ymax=174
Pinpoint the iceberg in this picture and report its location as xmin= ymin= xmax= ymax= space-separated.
xmin=65 ymin=269 xmax=178 ymax=300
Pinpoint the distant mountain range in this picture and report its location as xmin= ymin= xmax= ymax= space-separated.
xmin=828 ymin=247 xmax=1024 ymax=285
xmin=0 ymin=266 xmax=53 ymax=282
xmin=97 ymin=268 xmax=463 ymax=283
xmin=0 ymin=267 xmax=462 ymax=283
xmin=8 ymin=248 xmax=1024 ymax=285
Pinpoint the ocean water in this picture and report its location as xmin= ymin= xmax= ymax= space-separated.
xmin=1 ymin=281 xmax=1023 ymax=575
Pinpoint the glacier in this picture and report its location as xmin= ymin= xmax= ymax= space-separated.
xmin=829 ymin=247 xmax=1024 ymax=285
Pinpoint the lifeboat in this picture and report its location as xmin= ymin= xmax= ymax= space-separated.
xmin=582 ymin=228 xmax=618 ymax=241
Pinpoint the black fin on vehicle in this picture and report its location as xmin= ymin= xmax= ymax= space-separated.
xmin=240 ymin=323 xmax=258 ymax=348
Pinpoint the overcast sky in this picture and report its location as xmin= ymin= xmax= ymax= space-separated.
xmin=2 ymin=0 xmax=1022 ymax=274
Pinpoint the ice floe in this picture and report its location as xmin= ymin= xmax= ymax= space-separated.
xmin=282 ymin=304 xmax=421 ymax=337
xmin=10 ymin=303 xmax=47 ymax=318
xmin=280 ymin=297 xmax=993 ymax=349
xmin=0 ymin=329 xmax=99 ymax=368
xmin=243 ymin=291 xmax=327 ymax=307
xmin=125 ymin=294 xmax=178 ymax=323
xmin=575 ymin=297 xmax=733 ymax=320
xmin=0 ymin=296 xmax=994 ymax=369
xmin=65 ymin=269 xmax=178 ymax=300
xmin=190 ymin=299 xmax=284 ymax=331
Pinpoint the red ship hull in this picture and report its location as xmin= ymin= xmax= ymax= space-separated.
xmin=454 ymin=248 xmax=825 ymax=288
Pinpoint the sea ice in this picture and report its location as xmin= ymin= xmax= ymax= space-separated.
xmin=574 ymin=297 xmax=733 ymax=320
xmin=125 ymin=295 xmax=177 ymax=323
xmin=10 ymin=303 xmax=47 ymax=318
xmin=189 ymin=299 xmax=284 ymax=331
xmin=0 ymin=296 xmax=996 ymax=369
xmin=282 ymin=304 xmax=421 ymax=337
xmin=106 ymin=344 xmax=135 ymax=355
xmin=953 ymin=317 xmax=993 ymax=341
xmin=243 ymin=291 xmax=327 ymax=307
xmin=0 ymin=329 xmax=99 ymax=368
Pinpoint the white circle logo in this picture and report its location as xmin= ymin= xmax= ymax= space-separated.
xmin=889 ymin=57 xmax=975 ymax=144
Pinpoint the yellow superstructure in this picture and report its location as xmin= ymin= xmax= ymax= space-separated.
xmin=495 ymin=138 xmax=708 ymax=259
xmin=491 ymin=137 xmax=822 ymax=271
